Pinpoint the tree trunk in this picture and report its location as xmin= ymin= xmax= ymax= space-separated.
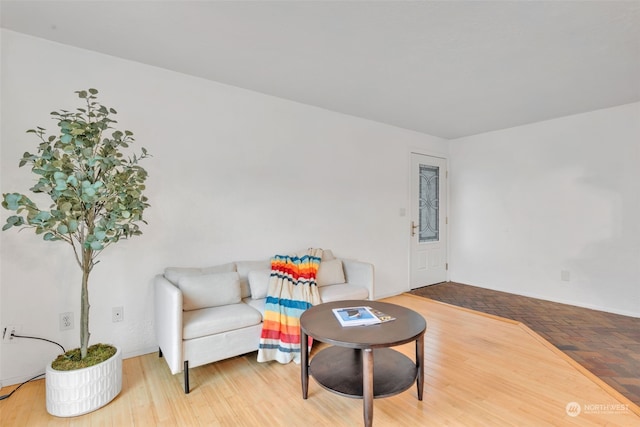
xmin=80 ymin=248 xmax=92 ymax=359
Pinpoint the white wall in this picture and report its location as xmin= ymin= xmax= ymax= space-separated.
xmin=449 ymin=102 xmax=640 ymax=317
xmin=0 ymin=30 xmax=447 ymax=386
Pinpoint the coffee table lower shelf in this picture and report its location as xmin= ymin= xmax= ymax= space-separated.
xmin=309 ymin=346 xmax=418 ymax=398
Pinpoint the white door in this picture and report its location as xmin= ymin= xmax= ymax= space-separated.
xmin=410 ymin=153 xmax=447 ymax=289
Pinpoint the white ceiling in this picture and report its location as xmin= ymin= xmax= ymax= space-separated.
xmin=2 ymin=1 xmax=639 ymax=139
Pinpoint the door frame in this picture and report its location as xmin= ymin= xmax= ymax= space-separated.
xmin=408 ymin=149 xmax=450 ymax=290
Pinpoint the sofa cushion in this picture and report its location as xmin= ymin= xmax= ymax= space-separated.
xmin=319 ymin=283 xmax=369 ymax=302
xmin=317 ymin=259 xmax=346 ymax=287
xmin=236 ymin=260 xmax=271 ymax=298
xmin=322 ymin=249 xmax=335 ymax=260
xmin=178 ymin=271 xmax=241 ymax=311
xmin=164 ymin=262 xmax=236 ymax=285
xmin=248 ymin=269 xmax=272 ymax=299
xmin=243 ymin=297 xmax=266 ymax=319
xmin=182 ymin=303 xmax=262 ymax=339
xmin=164 ymin=267 xmax=201 ymax=285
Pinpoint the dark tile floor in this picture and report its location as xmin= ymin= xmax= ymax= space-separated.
xmin=409 ymin=282 xmax=640 ymax=406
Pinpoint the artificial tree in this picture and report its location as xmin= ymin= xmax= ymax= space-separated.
xmin=2 ymin=88 xmax=150 ymax=362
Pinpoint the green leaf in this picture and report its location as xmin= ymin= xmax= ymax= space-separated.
xmin=3 ymin=216 xmax=24 ymax=230
xmin=55 ymin=179 xmax=67 ymax=191
xmin=33 ymin=211 xmax=52 ymax=222
xmin=4 ymin=193 xmax=22 ymax=210
xmin=8 ymin=216 xmax=22 ymax=225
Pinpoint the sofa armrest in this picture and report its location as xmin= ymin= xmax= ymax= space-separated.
xmin=154 ymin=274 xmax=184 ymax=374
xmin=341 ymin=259 xmax=375 ymax=300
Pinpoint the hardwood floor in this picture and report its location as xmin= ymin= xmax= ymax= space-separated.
xmin=410 ymin=281 xmax=640 ymax=407
xmin=1 ymin=294 xmax=638 ymax=426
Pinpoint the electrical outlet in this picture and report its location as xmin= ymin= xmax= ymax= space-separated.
xmin=60 ymin=312 xmax=74 ymax=330
xmin=112 ymin=307 xmax=124 ymax=323
xmin=2 ymin=325 xmax=20 ymax=343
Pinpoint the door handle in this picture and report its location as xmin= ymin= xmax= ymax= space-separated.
xmin=411 ymin=221 xmax=418 ymax=237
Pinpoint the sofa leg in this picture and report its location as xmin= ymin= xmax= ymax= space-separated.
xmin=158 ymin=347 xmax=163 ymax=358
xmin=184 ymin=360 xmax=190 ymax=394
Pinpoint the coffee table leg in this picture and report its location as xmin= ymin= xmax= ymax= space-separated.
xmin=416 ymin=334 xmax=424 ymax=400
xmin=301 ymin=329 xmax=309 ymax=399
xmin=363 ymin=348 xmax=374 ymax=427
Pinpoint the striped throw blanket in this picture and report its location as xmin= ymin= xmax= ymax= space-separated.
xmin=257 ymin=248 xmax=323 ymax=364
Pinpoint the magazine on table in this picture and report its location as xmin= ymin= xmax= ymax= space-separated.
xmin=332 ymin=306 xmax=382 ymax=327
xmin=367 ymin=307 xmax=396 ymax=323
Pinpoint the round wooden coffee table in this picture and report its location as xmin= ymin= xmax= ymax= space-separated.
xmin=300 ymin=300 xmax=426 ymax=427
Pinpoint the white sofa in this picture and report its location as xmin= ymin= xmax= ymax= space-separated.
xmin=154 ymin=255 xmax=374 ymax=393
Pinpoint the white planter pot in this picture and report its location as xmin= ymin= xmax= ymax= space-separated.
xmin=46 ymin=345 xmax=122 ymax=417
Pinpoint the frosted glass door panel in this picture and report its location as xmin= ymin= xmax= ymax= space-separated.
xmin=419 ymin=165 xmax=439 ymax=243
